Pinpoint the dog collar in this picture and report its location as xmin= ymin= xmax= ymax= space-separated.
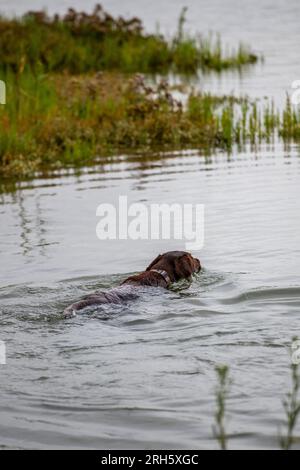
xmin=150 ymin=269 xmax=171 ymax=286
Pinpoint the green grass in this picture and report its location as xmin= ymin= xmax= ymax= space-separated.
xmin=214 ymin=365 xmax=231 ymax=450
xmin=1 ymin=71 xmax=300 ymax=179
xmin=0 ymin=4 xmax=265 ymax=180
xmin=0 ymin=4 xmax=259 ymax=76
xmin=0 ymin=72 xmax=241 ymax=177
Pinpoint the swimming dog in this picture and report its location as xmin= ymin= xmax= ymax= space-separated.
xmin=63 ymin=251 xmax=201 ymax=317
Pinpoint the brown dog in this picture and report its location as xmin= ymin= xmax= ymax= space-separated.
xmin=63 ymin=251 xmax=201 ymax=318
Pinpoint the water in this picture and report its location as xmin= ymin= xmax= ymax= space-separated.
xmin=1 ymin=0 xmax=300 ymax=451
xmin=1 ymin=145 xmax=300 ymax=449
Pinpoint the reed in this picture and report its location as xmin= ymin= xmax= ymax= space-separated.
xmin=211 ymin=343 xmax=300 ymax=451
xmin=213 ymin=365 xmax=231 ymax=450
xmin=0 ymin=5 xmax=259 ymax=76
xmin=279 ymin=340 xmax=300 ymax=450
xmin=279 ymin=96 xmax=300 ymax=141
xmin=1 ymin=72 xmax=300 ymax=179
xmin=0 ymin=72 xmax=244 ymax=177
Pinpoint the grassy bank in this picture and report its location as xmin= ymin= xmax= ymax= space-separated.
xmin=0 ymin=72 xmax=237 ymax=176
xmin=0 ymin=4 xmax=265 ymax=180
xmin=0 ymin=4 xmax=258 ymax=75
xmin=0 ymin=71 xmax=300 ymax=178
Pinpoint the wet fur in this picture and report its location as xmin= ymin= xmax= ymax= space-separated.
xmin=63 ymin=251 xmax=201 ymax=317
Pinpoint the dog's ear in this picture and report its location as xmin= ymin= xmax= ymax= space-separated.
xmin=174 ymin=254 xmax=195 ymax=280
xmin=146 ymin=254 xmax=163 ymax=271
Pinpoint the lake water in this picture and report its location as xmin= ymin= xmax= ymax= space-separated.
xmin=1 ymin=0 xmax=300 ymax=450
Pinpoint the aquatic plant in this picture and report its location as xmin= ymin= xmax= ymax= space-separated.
xmin=279 ymin=96 xmax=300 ymax=141
xmin=279 ymin=340 xmax=300 ymax=450
xmin=0 ymin=72 xmax=245 ymax=177
xmin=1 ymin=71 xmax=300 ymax=179
xmin=0 ymin=4 xmax=258 ymax=76
xmin=211 ymin=343 xmax=300 ymax=450
xmin=213 ymin=365 xmax=231 ymax=450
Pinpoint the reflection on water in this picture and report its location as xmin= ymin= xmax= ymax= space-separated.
xmin=1 ymin=143 xmax=300 ymax=449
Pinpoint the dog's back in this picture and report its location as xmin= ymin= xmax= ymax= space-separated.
xmin=63 ymin=284 xmax=139 ymax=317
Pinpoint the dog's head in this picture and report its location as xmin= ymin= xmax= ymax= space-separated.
xmin=146 ymin=251 xmax=201 ymax=283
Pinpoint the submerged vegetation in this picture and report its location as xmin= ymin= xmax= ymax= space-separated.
xmin=0 ymin=4 xmax=258 ymax=75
